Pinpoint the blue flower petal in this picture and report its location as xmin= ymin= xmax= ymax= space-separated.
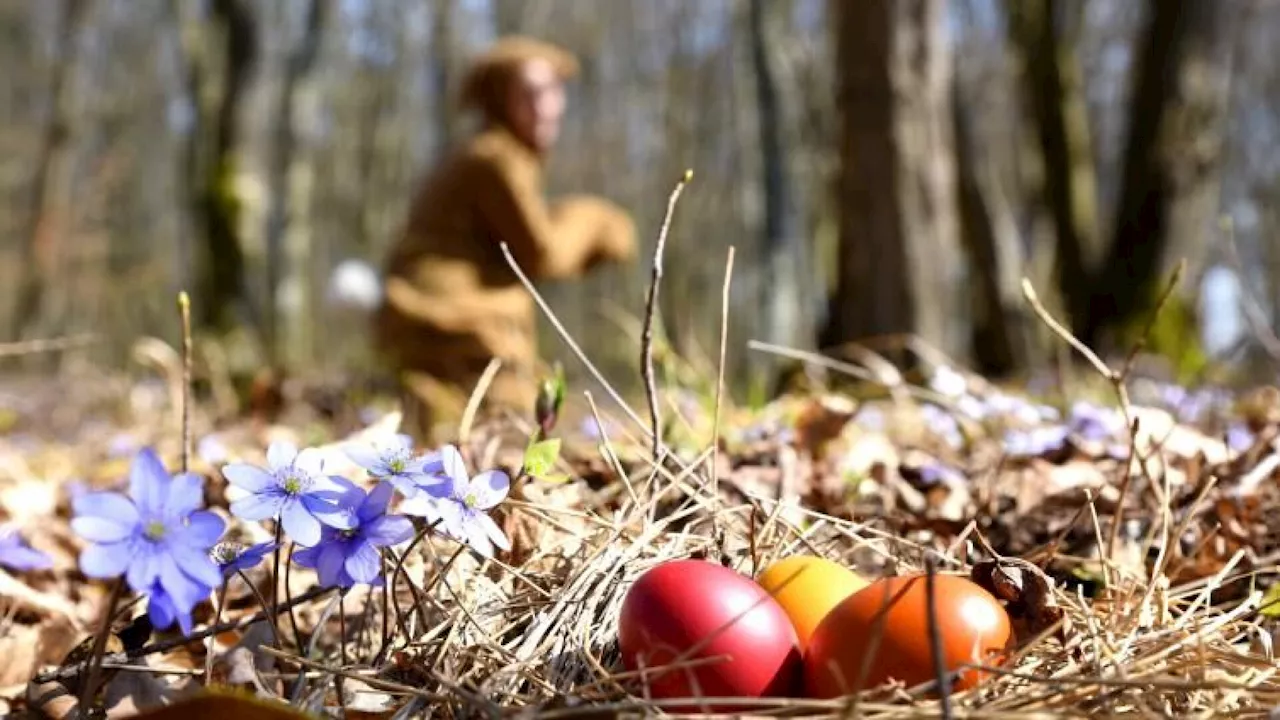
xmin=1 ymin=544 xmax=53 ymax=571
xmin=317 ymin=543 xmax=347 ymax=588
xmin=439 ymin=445 xmax=469 ymax=486
xmin=363 ymin=515 xmax=413 ymax=547
xmin=418 ymin=449 xmax=446 ymax=476
xmin=267 ymin=441 xmax=298 ymax=472
xmin=147 ymin=587 xmax=178 ymax=630
xmin=310 ymin=473 xmax=360 ymax=498
xmin=72 ymin=492 xmax=139 ymax=526
xmin=304 ymin=494 xmax=357 ymax=530
xmin=80 ymin=541 xmax=133 ymax=578
xmin=293 ymin=448 xmax=326 ymax=476
xmin=281 ymin=501 xmax=322 ymax=546
xmin=129 ymin=448 xmax=170 ymax=517
xmin=467 ymin=471 xmax=510 ymax=510
xmin=171 ymin=543 xmax=224 ymax=588
xmin=126 ymin=546 xmax=163 ymax=592
xmin=164 ymin=472 xmax=205 ymax=519
xmin=71 ymin=516 xmax=135 ymax=544
xmin=359 ymin=482 xmax=395 ymax=523
xmin=386 ymin=475 xmax=422 ymax=498
xmin=291 ymin=545 xmax=321 ymax=568
xmin=159 ymin=554 xmax=208 ymax=612
xmin=179 ymin=511 xmax=226 ymax=548
xmin=477 ymin=512 xmax=511 ymax=552
xmin=434 ymin=502 xmax=465 ymax=539
xmin=230 ymin=492 xmax=285 ymax=521
xmin=461 ymin=515 xmax=495 ymax=558
xmin=344 ymin=541 xmax=381 ymax=583
xmin=397 ymin=495 xmax=441 ymax=523
xmin=343 ymin=444 xmax=381 ymax=470
xmin=221 ymin=464 xmax=275 ymax=493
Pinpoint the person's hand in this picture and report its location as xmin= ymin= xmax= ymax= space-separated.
xmin=594 ymin=201 xmax=637 ymax=263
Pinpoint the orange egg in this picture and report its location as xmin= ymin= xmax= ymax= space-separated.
xmin=804 ymin=573 xmax=1011 ymax=697
xmin=756 ymin=555 xmax=868 ymax=650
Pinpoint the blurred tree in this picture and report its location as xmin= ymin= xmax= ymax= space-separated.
xmin=11 ymin=0 xmax=87 ymax=342
xmin=1006 ymin=0 xmax=1102 ymax=339
xmin=748 ymin=0 xmax=810 ymax=351
xmin=1083 ymin=0 xmax=1235 ymax=350
xmin=821 ymin=0 xmax=967 ymax=365
xmin=184 ymin=0 xmax=259 ymax=338
xmin=264 ymin=0 xmax=325 ymax=363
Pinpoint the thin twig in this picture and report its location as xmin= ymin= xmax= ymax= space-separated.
xmin=178 ymin=291 xmax=193 ymax=472
xmin=709 ymin=246 xmax=734 ymax=555
xmin=583 ymin=391 xmax=639 ymax=507
xmin=0 ymin=332 xmax=98 ymax=358
xmin=640 ymin=169 xmax=693 ymax=463
xmin=270 ymin=525 xmax=285 ymax=651
xmin=1020 ymin=279 xmax=1115 ymax=382
xmin=35 ymin=585 xmax=335 ymax=684
xmin=459 ymin=357 xmax=502 ymax=443
xmin=925 ymin=555 xmax=954 ymax=717
xmin=79 ymin=578 xmax=124 ymax=711
xmin=236 ymin=568 xmax=282 ymax=646
xmin=499 ymin=242 xmax=648 ymax=437
xmin=285 ymin=542 xmax=304 ymax=653
xmin=205 ymin=581 xmax=227 ymax=685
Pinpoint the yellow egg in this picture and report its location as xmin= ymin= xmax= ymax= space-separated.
xmin=756 ymin=555 xmax=868 ymax=650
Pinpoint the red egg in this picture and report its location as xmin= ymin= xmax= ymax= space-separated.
xmin=617 ymin=559 xmax=802 ymax=711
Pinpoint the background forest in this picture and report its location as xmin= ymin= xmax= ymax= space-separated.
xmin=1 ymin=0 xmax=1277 ymax=403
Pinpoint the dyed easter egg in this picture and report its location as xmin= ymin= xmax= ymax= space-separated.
xmin=805 ymin=573 xmax=1011 ymax=697
xmin=618 ymin=559 xmax=802 ymax=710
xmin=756 ymin=555 xmax=868 ymax=650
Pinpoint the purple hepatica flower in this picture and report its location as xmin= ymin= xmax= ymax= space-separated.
xmin=0 ymin=523 xmax=53 ymax=572
xmin=918 ymin=462 xmax=964 ymax=486
xmin=921 ymin=404 xmax=964 ymax=449
xmin=197 ymin=434 xmax=229 ymax=465
xmin=71 ymin=448 xmax=226 ymax=634
xmin=292 ymin=482 xmax=413 ymax=588
xmin=211 ymin=540 xmax=277 ymax=578
xmin=855 ymin=406 xmax=885 ymax=432
xmin=343 ymin=433 xmax=445 ymax=498
xmin=107 ymin=432 xmax=140 ymax=459
xmin=984 ymin=393 xmax=1046 ymax=426
xmin=1227 ymin=423 xmax=1254 ymax=453
xmin=1068 ymin=401 xmax=1125 ymax=443
xmin=1003 ymin=425 xmax=1069 ymax=457
xmin=401 ymin=445 xmax=510 ymax=558
xmin=221 ymin=441 xmax=359 ymax=547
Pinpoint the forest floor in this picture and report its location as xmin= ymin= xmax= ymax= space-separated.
xmin=3 ymin=320 xmax=1280 ymax=719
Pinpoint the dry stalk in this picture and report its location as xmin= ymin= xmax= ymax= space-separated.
xmin=709 ymin=246 xmax=735 ymax=551
xmin=0 ymin=332 xmax=97 ymax=358
xmin=178 ymin=291 xmax=192 ymax=473
xmin=640 ymin=169 xmax=693 ymax=465
xmin=459 ymin=357 xmax=502 ymax=444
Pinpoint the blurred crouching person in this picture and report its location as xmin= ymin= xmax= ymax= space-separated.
xmin=373 ymin=36 xmax=637 ymax=445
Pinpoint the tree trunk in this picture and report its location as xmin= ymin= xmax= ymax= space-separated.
xmin=265 ymin=0 xmax=325 ymax=364
xmin=11 ymin=0 xmax=88 ymax=344
xmin=185 ymin=0 xmax=258 ymax=336
xmin=1006 ymin=0 xmax=1102 ymax=339
xmin=1085 ymin=0 xmax=1233 ymax=350
xmin=748 ymin=0 xmax=810 ymax=350
xmin=821 ymin=0 xmax=965 ymax=363
xmin=953 ymin=79 xmax=1035 ymax=376
xmin=431 ymin=0 xmax=458 ymax=155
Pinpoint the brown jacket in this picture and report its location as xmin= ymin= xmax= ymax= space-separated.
xmin=374 ymin=126 xmax=636 ymax=439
